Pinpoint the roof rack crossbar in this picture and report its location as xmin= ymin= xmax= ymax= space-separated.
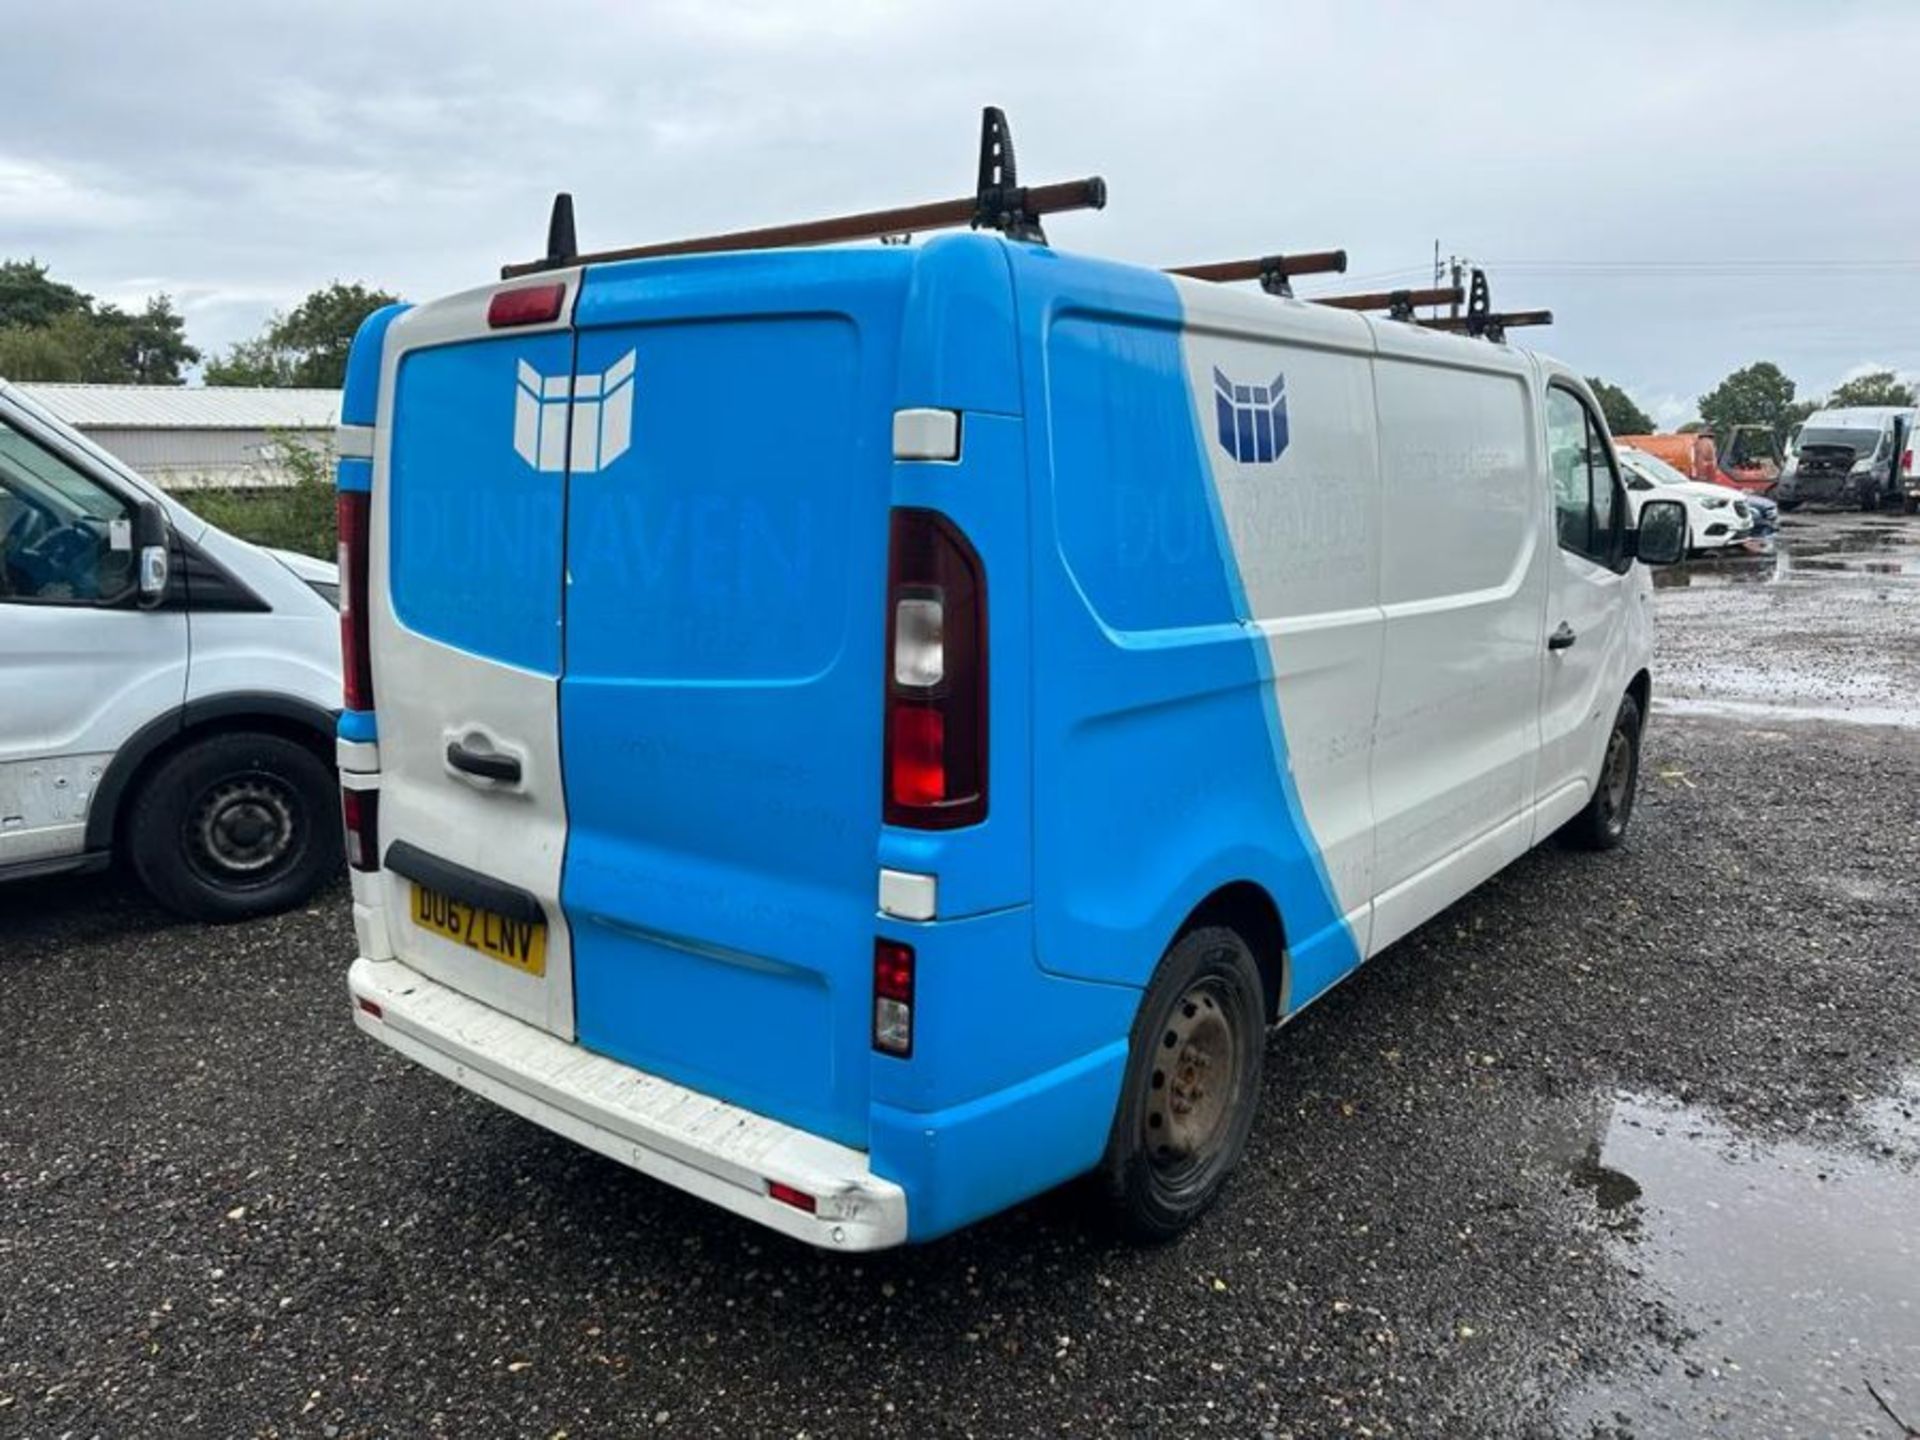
xmin=500 ymin=107 xmax=1106 ymax=279
xmin=1317 ymin=284 xmax=1463 ymax=316
xmin=1166 ymin=249 xmax=1347 ymax=297
xmin=1419 ymin=308 xmax=1554 ymax=343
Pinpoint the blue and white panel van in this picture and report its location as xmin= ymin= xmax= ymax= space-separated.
xmin=339 ymin=234 xmax=1685 ymax=1249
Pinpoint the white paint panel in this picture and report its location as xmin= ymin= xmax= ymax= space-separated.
xmin=1368 ymin=352 xmax=1546 ymax=902
xmin=1171 ymin=281 xmax=1384 ymax=936
xmin=368 ymin=278 xmax=581 ymax=1040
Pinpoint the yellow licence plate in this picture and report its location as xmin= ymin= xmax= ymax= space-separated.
xmin=410 ymin=884 xmax=547 ymax=977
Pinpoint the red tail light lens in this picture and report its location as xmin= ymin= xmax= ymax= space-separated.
xmin=487 ymin=282 xmax=566 ymax=328
xmin=873 ymin=939 xmax=915 ymax=1057
xmin=341 ymin=787 xmax=380 ymax=873
xmin=337 ymin=490 xmax=374 ymax=711
xmin=883 ymin=510 xmax=986 ymax=828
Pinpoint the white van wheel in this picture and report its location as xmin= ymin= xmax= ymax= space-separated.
xmin=127 ymin=732 xmax=342 ymax=921
xmin=1564 ymin=693 xmax=1642 ymax=852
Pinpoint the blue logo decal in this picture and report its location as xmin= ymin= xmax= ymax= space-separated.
xmin=1213 ymin=368 xmax=1288 ymax=464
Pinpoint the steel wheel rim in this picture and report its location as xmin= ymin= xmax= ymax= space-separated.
xmin=1602 ymin=728 xmax=1633 ymax=827
xmin=1145 ymin=975 xmax=1242 ymax=1184
xmin=188 ymin=775 xmax=299 ymax=882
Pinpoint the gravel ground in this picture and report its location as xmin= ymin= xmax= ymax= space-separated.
xmin=3 ymin=512 xmax=1917 ymax=1439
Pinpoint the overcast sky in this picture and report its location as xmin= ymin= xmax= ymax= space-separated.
xmin=6 ymin=1 xmax=1916 ymax=425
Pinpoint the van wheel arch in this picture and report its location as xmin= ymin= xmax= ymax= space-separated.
xmin=87 ymin=695 xmax=338 ymax=856
xmin=1625 ymin=670 xmax=1652 ymax=735
xmin=1176 ymin=881 xmax=1288 ymax=1025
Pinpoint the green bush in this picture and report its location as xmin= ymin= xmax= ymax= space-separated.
xmin=185 ymin=479 xmax=336 ymax=560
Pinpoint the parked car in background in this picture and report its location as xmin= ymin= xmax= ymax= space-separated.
xmin=1777 ymin=406 xmax=1917 ymax=511
xmin=0 ymin=378 xmax=344 ymax=919
xmin=1743 ymin=489 xmax=1780 ymax=535
xmin=1618 ymin=445 xmax=1755 ymax=553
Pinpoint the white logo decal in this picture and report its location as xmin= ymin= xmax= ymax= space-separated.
xmin=513 ymin=350 xmax=636 ymax=473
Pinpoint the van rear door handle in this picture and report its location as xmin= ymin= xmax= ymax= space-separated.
xmin=446 ymin=741 xmax=522 ymax=784
xmin=1547 ymin=622 xmax=1578 ymax=651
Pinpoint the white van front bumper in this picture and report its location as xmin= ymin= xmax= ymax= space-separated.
xmin=347 ymin=957 xmax=908 ymax=1250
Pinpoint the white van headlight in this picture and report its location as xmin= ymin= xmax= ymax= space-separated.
xmin=1699 ymin=495 xmax=1729 ymax=510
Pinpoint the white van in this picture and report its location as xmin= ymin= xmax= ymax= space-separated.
xmin=1778 ymin=405 xmax=1918 ymax=511
xmin=0 ymin=379 xmax=344 ymax=918
xmin=340 ymin=234 xmax=1687 ymax=1247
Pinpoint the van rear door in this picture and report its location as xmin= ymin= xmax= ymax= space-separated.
xmin=369 ymin=278 xmax=581 ymax=1038
xmin=557 ymin=253 xmax=909 ymax=1149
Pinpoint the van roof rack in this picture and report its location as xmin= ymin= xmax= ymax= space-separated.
xmin=1165 ymin=250 xmax=1347 ymax=297
xmin=501 ymin=107 xmax=1107 ymax=279
xmin=1316 ymin=285 xmax=1463 ymax=320
xmin=1414 ymin=268 xmax=1551 ymax=342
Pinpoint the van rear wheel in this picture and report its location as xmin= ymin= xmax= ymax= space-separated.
xmin=1564 ymin=693 xmax=1642 ymax=852
xmin=127 ymin=731 xmax=342 ymax=921
xmin=1096 ymin=925 xmax=1264 ymax=1241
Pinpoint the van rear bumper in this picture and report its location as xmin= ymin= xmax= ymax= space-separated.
xmin=347 ymin=957 xmax=908 ymax=1251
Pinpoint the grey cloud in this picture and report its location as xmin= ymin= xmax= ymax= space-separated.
xmin=2 ymin=0 xmax=1915 ymax=407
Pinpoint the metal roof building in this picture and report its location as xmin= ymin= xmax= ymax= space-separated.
xmin=15 ymin=383 xmax=340 ymax=490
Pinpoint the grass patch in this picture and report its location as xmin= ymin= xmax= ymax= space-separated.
xmin=183 ymin=480 xmax=336 ymax=560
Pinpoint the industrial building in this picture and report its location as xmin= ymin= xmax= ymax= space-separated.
xmin=15 ymin=383 xmax=339 ymax=489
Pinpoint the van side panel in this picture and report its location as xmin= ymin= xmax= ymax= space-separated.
xmin=1170 ymin=279 xmax=1386 ymax=985
xmin=1365 ymin=342 xmax=1548 ymax=951
xmin=1013 ymin=250 xmax=1366 ymax=1013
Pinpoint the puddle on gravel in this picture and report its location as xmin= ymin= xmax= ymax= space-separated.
xmin=1563 ymin=1088 xmax=1920 ymax=1438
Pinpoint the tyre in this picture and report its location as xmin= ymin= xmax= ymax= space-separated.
xmin=1777 ymin=498 xmax=1802 ymax=513
xmin=1903 ymin=497 xmax=1918 ymax=516
xmin=1096 ymin=925 xmax=1265 ymax=1242
xmin=1563 ymin=693 xmax=1642 ymax=852
xmin=126 ymin=731 xmax=342 ymax=921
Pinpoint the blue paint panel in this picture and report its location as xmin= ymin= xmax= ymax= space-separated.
xmin=387 ymin=332 xmax=570 ymax=675
xmin=335 ymin=456 xmax=371 ymax=493
xmin=340 ymin=303 xmax=412 ymax=426
xmin=337 ymin=708 xmax=377 ymax=742
xmin=562 ymin=260 xmax=910 ymax=1149
xmin=1008 ymin=246 xmax=1358 ymax=1009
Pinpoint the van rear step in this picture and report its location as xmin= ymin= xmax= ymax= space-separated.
xmin=347 ymin=958 xmax=908 ymax=1250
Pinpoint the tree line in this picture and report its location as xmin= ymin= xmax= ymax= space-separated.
xmin=1588 ymin=364 xmax=1916 ymax=445
xmin=0 ymin=259 xmax=397 ymax=391
xmin=5 ymin=258 xmax=1915 ymax=440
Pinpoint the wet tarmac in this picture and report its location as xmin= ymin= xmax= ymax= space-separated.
xmin=1652 ymin=512 xmax=1920 ymax=729
xmin=3 ymin=512 xmax=1916 ymax=1440
xmin=1564 ymin=1089 xmax=1920 ymax=1438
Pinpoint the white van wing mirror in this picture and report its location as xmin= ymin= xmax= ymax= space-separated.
xmin=1631 ymin=499 xmax=1687 ymax=567
xmin=133 ymin=498 xmax=171 ymax=608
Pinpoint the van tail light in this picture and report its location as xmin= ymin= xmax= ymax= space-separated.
xmin=1904 ymin=448 xmax=1913 ymax=475
xmin=883 ymin=509 xmax=986 ymax=828
xmin=873 ymin=939 xmax=915 ymax=1057
xmin=341 ymin=787 xmax=380 ymax=873
xmin=337 ymin=490 xmax=374 ymax=711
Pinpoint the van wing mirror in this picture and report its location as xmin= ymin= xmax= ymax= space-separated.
xmin=1630 ymin=498 xmax=1687 ymax=567
xmin=133 ymin=498 xmax=171 ymax=608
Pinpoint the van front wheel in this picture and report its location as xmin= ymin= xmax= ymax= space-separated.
xmin=1096 ymin=925 xmax=1265 ymax=1242
xmin=127 ymin=731 xmax=342 ymax=921
xmin=1564 ymin=693 xmax=1642 ymax=851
